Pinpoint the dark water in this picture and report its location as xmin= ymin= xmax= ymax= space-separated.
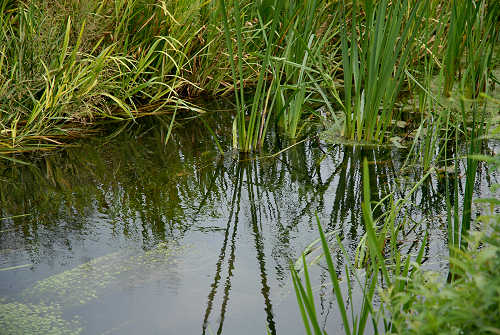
xmin=0 ymin=114 xmax=498 ymax=334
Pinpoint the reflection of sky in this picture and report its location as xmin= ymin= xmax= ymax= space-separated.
xmin=0 ymin=122 xmax=498 ymax=334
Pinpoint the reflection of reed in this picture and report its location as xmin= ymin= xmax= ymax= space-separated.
xmin=202 ymin=161 xmax=278 ymax=334
xmin=1 ymin=124 xmax=477 ymax=265
xmin=246 ymin=161 xmax=277 ymax=335
xmin=202 ymin=164 xmax=242 ymax=335
xmin=216 ymin=203 xmax=239 ymax=335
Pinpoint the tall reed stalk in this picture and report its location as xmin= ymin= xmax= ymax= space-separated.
xmin=341 ymin=0 xmax=425 ymax=143
xmin=292 ymin=158 xmax=431 ymax=334
xmin=219 ymin=0 xmax=328 ymax=150
xmin=274 ymin=0 xmax=323 ymax=139
xmin=441 ymin=0 xmax=498 ymax=98
xmin=219 ymin=0 xmax=285 ymax=152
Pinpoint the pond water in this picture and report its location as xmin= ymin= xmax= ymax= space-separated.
xmin=0 ymin=113 xmax=498 ymax=334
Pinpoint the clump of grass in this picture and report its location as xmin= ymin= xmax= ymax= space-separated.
xmin=218 ymin=0 xmax=286 ymax=152
xmin=292 ymin=158 xmax=431 ymax=334
xmin=219 ymin=0 xmax=335 ymax=150
xmin=292 ymin=121 xmax=500 ymax=334
xmin=442 ymin=0 xmax=499 ymax=98
xmin=1 ymin=0 xmax=498 ymax=156
xmin=385 ymin=209 xmax=500 ymax=334
xmin=340 ymin=0 xmax=426 ymax=143
xmin=0 ymin=0 xmax=220 ymax=153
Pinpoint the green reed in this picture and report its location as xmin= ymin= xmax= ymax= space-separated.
xmin=292 ymin=158 xmax=432 ymax=334
xmin=219 ymin=0 xmax=283 ymax=151
xmin=0 ymin=0 xmax=214 ymax=153
xmin=442 ymin=0 xmax=498 ymax=98
xmin=219 ymin=0 xmax=329 ymax=150
xmin=340 ymin=0 xmax=425 ymax=143
xmin=0 ymin=0 xmax=498 ymax=157
xmin=273 ymin=0 xmax=324 ymax=139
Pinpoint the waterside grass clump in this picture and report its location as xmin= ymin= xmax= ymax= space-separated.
xmin=386 ymin=220 xmax=500 ymax=334
xmin=292 ymin=99 xmax=500 ymax=334
xmin=292 ymin=152 xmax=500 ymax=334
xmin=0 ymin=0 xmax=226 ymax=155
xmin=1 ymin=0 xmax=497 ymax=156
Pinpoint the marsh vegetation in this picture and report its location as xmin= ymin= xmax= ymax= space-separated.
xmin=0 ymin=0 xmax=499 ymax=334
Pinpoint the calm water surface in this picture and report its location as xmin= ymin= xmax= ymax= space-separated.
xmin=0 ymin=114 xmax=497 ymax=334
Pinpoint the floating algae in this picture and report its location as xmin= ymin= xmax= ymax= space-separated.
xmin=0 ymin=298 xmax=82 ymax=335
xmin=22 ymin=242 xmax=182 ymax=307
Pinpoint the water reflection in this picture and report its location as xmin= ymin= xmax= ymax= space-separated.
xmin=0 ymin=115 xmax=497 ymax=334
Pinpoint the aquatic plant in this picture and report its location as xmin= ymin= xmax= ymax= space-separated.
xmin=0 ymin=299 xmax=82 ymax=335
xmin=292 ymin=158 xmax=431 ymax=334
xmin=218 ymin=0 xmax=285 ymax=152
xmin=0 ymin=0 xmax=213 ymax=153
xmin=218 ymin=0 xmax=333 ymax=150
xmin=0 ymin=0 xmax=498 ymax=155
xmin=292 ymin=121 xmax=500 ymax=334
xmin=340 ymin=0 xmax=425 ymax=143
xmin=386 ymin=204 xmax=500 ymax=334
xmin=442 ymin=0 xmax=499 ymax=98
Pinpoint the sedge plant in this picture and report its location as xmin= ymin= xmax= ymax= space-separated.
xmin=292 ymin=158 xmax=432 ymax=334
xmin=340 ymin=0 xmax=426 ymax=143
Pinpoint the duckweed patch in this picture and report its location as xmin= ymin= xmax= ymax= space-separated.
xmin=0 ymin=298 xmax=82 ymax=335
xmin=22 ymin=243 xmax=182 ymax=306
